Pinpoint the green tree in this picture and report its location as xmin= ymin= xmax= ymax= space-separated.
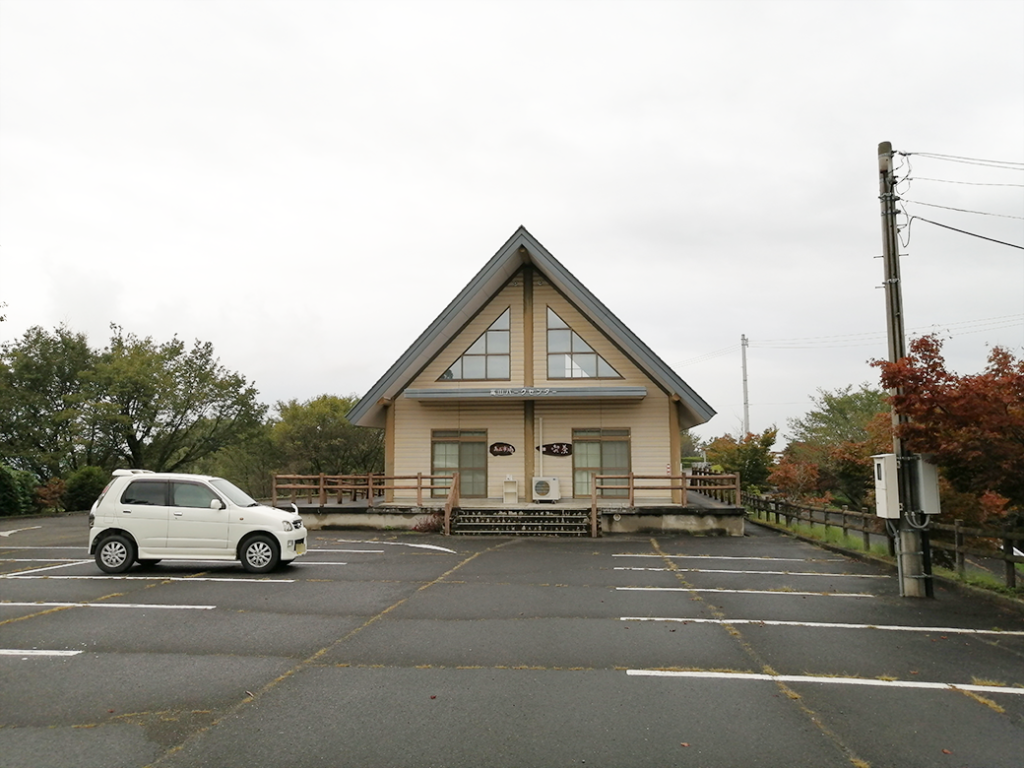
xmin=0 ymin=325 xmax=101 ymax=479
xmin=705 ymin=427 xmax=778 ymax=490
xmin=0 ymin=464 xmax=37 ymax=515
xmin=783 ymin=385 xmax=889 ymax=507
xmin=197 ymin=422 xmax=279 ymax=499
xmin=272 ymin=394 xmax=384 ymax=476
xmin=82 ymin=326 xmax=266 ymax=472
xmin=63 ymin=466 xmax=111 ymax=512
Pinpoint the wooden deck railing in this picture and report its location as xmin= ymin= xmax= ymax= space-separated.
xmin=442 ymin=473 xmax=460 ymax=536
xmin=588 ymin=472 xmax=742 ymax=536
xmin=272 ymin=473 xmax=459 ymax=508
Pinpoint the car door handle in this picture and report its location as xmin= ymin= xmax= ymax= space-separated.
xmin=173 ymin=511 xmax=183 ymax=517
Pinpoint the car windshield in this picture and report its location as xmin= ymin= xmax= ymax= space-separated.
xmin=210 ymin=478 xmax=259 ymax=507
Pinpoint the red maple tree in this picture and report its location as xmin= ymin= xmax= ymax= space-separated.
xmin=873 ymin=334 xmax=1024 ymax=520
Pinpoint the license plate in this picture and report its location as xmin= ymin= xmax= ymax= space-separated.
xmin=295 ymin=540 xmax=306 ymax=555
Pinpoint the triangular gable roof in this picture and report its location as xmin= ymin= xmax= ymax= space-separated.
xmin=347 ymin=226 xmax=716 ymax=428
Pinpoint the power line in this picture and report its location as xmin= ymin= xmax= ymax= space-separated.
xmin=909 ymin=215 xmax=1024 ymax=250
xmin=907 ymin=176 xmax=1024 ymax=189
xmin=902 ymin=199 xmax=1024 ymax=220
xmin=899 ymin=151 xmax=1024 ymax=171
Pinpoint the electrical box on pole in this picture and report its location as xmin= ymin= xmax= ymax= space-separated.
xmin=872 ymin=454 xmax=900 ymax=518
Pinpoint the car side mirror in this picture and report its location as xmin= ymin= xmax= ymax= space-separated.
xmin=210 ymin=499 xmax=226 ymax=510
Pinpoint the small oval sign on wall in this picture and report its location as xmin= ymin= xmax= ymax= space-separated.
xmin=539 ymin=443 xmax=573 ymax=457
xmin=489 ymin=442 xmax=516 ymax=456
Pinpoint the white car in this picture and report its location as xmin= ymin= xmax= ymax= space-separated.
xmin=88 ymin=470 xmax=306 ymax=574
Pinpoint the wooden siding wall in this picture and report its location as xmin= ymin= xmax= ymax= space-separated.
xmin=390 ymin=271 xmax=676 ymax=503
xmin=392 ymin=399 xmax=525 ymax=502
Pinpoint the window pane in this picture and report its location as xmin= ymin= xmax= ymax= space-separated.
xmin=487 ymin=355 xmax=510 ymax=379
xmin=603 ymin=441 xmax=629 ymax=469
xmin=571 ymin=333 xmax=593 ymax=353
xmin=487 ymin=330 xmax=509 ymax=353
xmin=491 ymin=308 xmax=510 ymax=330
xmin=462 ymin=356 xmax=486 ymax=379
xmin=575 ymin=441 xmax=601 ymax=465
xmin=597 ymin=358 xmax=618 ymax=377
xmin=172 ymin=482 xmax=218 ymax=508
xmin=122 ymin=481 xmax=166 ymax=505
xmin=548 ymin=329 xmax=571 ymax=353
xmin=461 ymin=469 xmax=486 ymax=497
xmin=548 ymin=354 xmax=573 ymax=378
xmin=444 ymin=360 xmax=461 ymax=380
xmin=466 ymin=336 xmax=486 ymax=355
xmin=461 ymin=441 xmax=486 ymax=468
xmin=574 ymin=354 xmax=597 ymax=377
xmin=433 ymin=443 xmax=459 ymax=469
xmin=574 ymin=469 xmax=592 ymax=496
xmin=547 ymin=308 xmax=568 ymax=329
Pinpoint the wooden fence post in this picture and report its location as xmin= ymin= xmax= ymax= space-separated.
xmin=954 ymin=519 xmax=965 ymax=578
xmin=861 ymin=508 xmax=870 ymax=551
xmin=1004 ymin=523 xmax=1017 ymax=590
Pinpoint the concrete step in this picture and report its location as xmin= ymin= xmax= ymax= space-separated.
xmin=451 ymin=509 xmax=598 ymax=536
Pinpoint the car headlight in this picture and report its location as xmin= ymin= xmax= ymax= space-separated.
xmin=282 ymin=520 xmax=294 ymax=532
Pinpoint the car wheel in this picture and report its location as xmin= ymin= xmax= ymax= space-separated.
xmin=241 ymin=535 xmax=279 ymax=573
xmin=96 ymin=534 xmax=136 ymax=574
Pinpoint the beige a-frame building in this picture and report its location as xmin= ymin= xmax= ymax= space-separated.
xmin=347 ymin=227 xmax=726 ymax=526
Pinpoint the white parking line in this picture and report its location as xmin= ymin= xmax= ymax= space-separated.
xmin=0 ymin=526 xmax=42 ymax=537
xmin=312 ymin=549 xmax=383 ymax=554
xmin=330 ymin=539 xmax=458 ymax=554
xmin=0 ymin=649 xmax=82 ymax=656
xmin=620 ymin=617 xmax=1024 ymax=636
xmin=0 ymin=561 xmax=91 ymax=577
xmin=293 ymin=562 xmax=348 ymax=565
xmin=4 ymin=575 xmax=295 ymax=583
xmin=2 ymin=602 xmax=215 ymax=610
xmin=0 ymin=558 xmax=87 ymax=563
xmin=614 ymin=554 xmax=842 ymax=562
xmin=617 ymin=587 xmax=873 ymax=598
xmin=626 ymin=669 xmax=1024 ymax=696
xmin=615 ymin=566 xmax=888 ymax=578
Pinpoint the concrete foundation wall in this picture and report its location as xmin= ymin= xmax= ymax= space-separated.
xmin=301 ymin=511 xmax=744 ymax=536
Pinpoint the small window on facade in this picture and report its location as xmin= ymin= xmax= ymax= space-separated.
xmin=547 ymin=308 xmax=620 ymax=379
xmin=440 ymin=308 xmax=511 ymax=381
xmin=572 ymin=428 xmax=630 ymax=498
xmin=431 ymin=430 xmax=487 ymax=498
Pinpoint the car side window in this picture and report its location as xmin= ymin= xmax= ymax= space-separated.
xmin=171 ymin=482 xmax=220 ymax=509
xmin=121 ymin=480 xmax=168 ymax=505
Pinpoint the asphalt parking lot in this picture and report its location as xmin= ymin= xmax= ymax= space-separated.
xmin=1 ymin=516 xmax=1023 ymax=768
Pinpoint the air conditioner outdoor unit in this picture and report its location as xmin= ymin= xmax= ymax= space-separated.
xmin=532 ymin=477 xmax=561 ymax=502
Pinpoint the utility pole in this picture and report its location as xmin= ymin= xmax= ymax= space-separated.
xmin=741 ymin=334 xmax=750 ymax=436
xmin=878 ymin=141 xmax=931 ymax=598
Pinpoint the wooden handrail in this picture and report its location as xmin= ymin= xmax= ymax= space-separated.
xmin=443 ymin=472 xmax=460 ymax=536
xmin=272 ymin=473 xmax=457 ymax=507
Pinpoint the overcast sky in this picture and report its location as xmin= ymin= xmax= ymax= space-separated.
xmin=2 ymin=0 xmax=1022 ymax=446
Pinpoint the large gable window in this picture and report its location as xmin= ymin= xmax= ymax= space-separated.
xmin=547 ymin=308 xmax=620 ymax=379
xmin=441 ymin=308 xmax=511 ymax=381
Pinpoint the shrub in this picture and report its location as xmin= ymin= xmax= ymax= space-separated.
xmin=64 ymin=466 xmax=110 ymax=512
xmin=0 ymin=465 xmax=35 ymax=515
xmin=36 ymin=477 xmax=66 ymax=513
